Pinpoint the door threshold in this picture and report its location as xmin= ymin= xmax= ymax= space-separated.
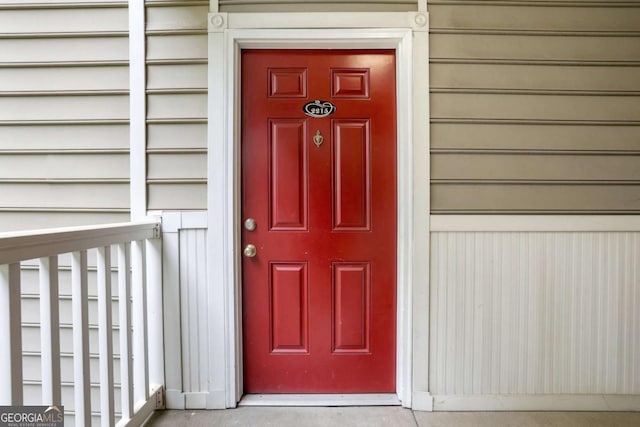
xmin=239 ymin=393 xmax=401 ymax=407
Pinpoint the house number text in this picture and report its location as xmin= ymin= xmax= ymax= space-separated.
xmin=303 ymin=100 xmax=336 ymax=118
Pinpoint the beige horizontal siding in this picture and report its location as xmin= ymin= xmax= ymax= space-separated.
xmin=147 ymin=64 xmax=208 ymax=89
xmin=147 ymin=123 xmax=207 ymax=150
xmin=218 ymin=0 xmax=417 ymax=12
xmin=0 ymin=95 xmax=129 ymax=121
xmin=431 ymin=64 xmax=640 ymax=92
xmin=0 ymin=7 xmax=128 ymax=33
xmin=429 ymin=4 xmax=640 ymax=32
xmin=430 ymin=34 xmax=640 ymax=62
xmin=23 ymin=352 xmax=122 ymax=387
xmin=148 ymin=153 xmax=207 ymax=180
xmin=0 ymin=183 xmax=129 ymax=209
xmin=147 ymin=34 xmax=207 ymax=61
xmin=0 ymin=37 xmax=128 ymax=63
xmin=146 ymin=4 xmax=208 ymax=31
xmin=0 ymin=0 xmax=124 ymax=5
xmin=0 ymin=1 xmax=129 ymax=231
xmin=147 ymin=93 xmax=207 ymax=120
xmin=432 ymin=153 xmax=640 ymax=182
xmin=147 ymin=183 xmax=207 ymax=210
xmin=0 ymin=65 xmax=129 ymax=91
xmin=0 ymin=124 xmax=129 ymax=150
xmin=146 ymin=1 xmax=208 ymax=210
xmin=432 ymin=93 xmax=640 ymax=122
xmin=22 ymin=324 xmax=121 ymax=361
xmin=0 ymin=212 xmax=130 ymax=232
xmin=22 ymin=294 xmax=121 ymax=326
xmin=0 ymin=153 xmax=128 ymax=179
xmin=431 ymin=184 xmax=640 ymax=214
xmin=430 ymin=123 xmax=640 ymax=152
xmin=428 ymin=0 xmax=640 ymax=213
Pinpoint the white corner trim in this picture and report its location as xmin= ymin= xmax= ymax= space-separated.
xmin=412 ymin=391 xmax=434 ymax=412
xmin=208 ymin=26 xmax=237 ymax=410
xmin=165 ymin=389 xmax=185 ymax=410
xmin=129 ymin=0 xmax=146 ymax=220
xmin=409 ymin=19 xmax=430 ymax=412
xmin=207 ymin=13 xmax=430 ymax=410
xmin=431 ymin=215 xmax=640 ymax=232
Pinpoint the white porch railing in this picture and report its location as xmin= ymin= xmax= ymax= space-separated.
xmin=0 ymin=219 xmax=164 ymax=426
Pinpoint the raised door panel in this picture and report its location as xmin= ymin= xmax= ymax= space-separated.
xmin=269 ymin=119 xmax=308 ymax=230
xmin=332 ymin=120 xmax=371 ymax=231
xmin=269 ymin=68 xmax=308 ymax=98
xmin=332 ymin=263 xmax=370 ymax=353
xmin=270 ymin=263 xmax=309 ymax=353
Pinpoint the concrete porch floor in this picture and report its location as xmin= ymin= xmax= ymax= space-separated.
xmin=144 ymin=408 xmax=640 ymax=426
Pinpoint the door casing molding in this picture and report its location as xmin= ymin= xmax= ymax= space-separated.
xmin=207 ymin=12 xmax=431 ymax=410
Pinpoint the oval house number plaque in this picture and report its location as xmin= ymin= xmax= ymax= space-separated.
xmin=303 ymin=100 xmax=336 ymax=118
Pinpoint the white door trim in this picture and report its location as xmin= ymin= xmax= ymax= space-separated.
xmin=239 ymin=393 xmax=401 ymax=407
xmin=207 ymin=12 xmax=431 ymax=410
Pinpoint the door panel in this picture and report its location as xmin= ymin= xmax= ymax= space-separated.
xmin=333 ymin=119 xmax=371 ymax=230
xmin=242 ymin=49 xmax=396 ymax=393
xmin=270 ymin=262 xmax=308 ymax=353
xmin=332 ymin=262 xmax=370 ymax=353
xmin=269 ymin=119 xmax=308 ymax=230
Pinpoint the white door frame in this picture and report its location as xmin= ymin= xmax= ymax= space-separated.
xmin=207 ymin=12 xmax=431 ymax=410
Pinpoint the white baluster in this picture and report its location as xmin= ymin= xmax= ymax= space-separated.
xmin=0 ymin=263 xmax=22 ymax=405
xmin=118 ymin=243 xmax=134 ymax=420
xmin=71 ymin=251 xmax=91 ymax=426
xmin=39 ymin=256 xmax=61 ymax=405
xmin=97 ymin=246 xmax=115 ymax=426
xmin=131 ymin=240 xmax=149 ymax=404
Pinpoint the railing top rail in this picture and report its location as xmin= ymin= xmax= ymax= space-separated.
xmin=0 ymin=219 xmax=160 ymax=265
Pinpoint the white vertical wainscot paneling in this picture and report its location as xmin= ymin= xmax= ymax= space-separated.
xmin=430 ymin=230 xmax=640 ymax=410
xmin=161 ymin=212 xmax=210 ymax=409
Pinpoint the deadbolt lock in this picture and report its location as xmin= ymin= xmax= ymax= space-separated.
xmin=244 ymin=218 xmax=256 ymax=231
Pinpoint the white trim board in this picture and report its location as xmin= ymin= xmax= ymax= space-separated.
xmin=239 ymin=394 xmax=401 ymax=407
xmin=226 ymin=12 xmax=420 ymax=29
xmin=207 ymin=12 xmax=431 ymax=410
xmin=431 ymin=215 xmax=640 ymax=232
xmin=433 ymin=394 xmax=640 ymax=412
xmin=129 ymin=0 xmax=146 ymax=220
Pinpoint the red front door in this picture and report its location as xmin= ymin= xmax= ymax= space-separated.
xmin=241 ymin=49 xmax=397 ymax=393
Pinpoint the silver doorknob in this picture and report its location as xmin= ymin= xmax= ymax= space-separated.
xmin=244 ymin=244 xmax=257 ymax=258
